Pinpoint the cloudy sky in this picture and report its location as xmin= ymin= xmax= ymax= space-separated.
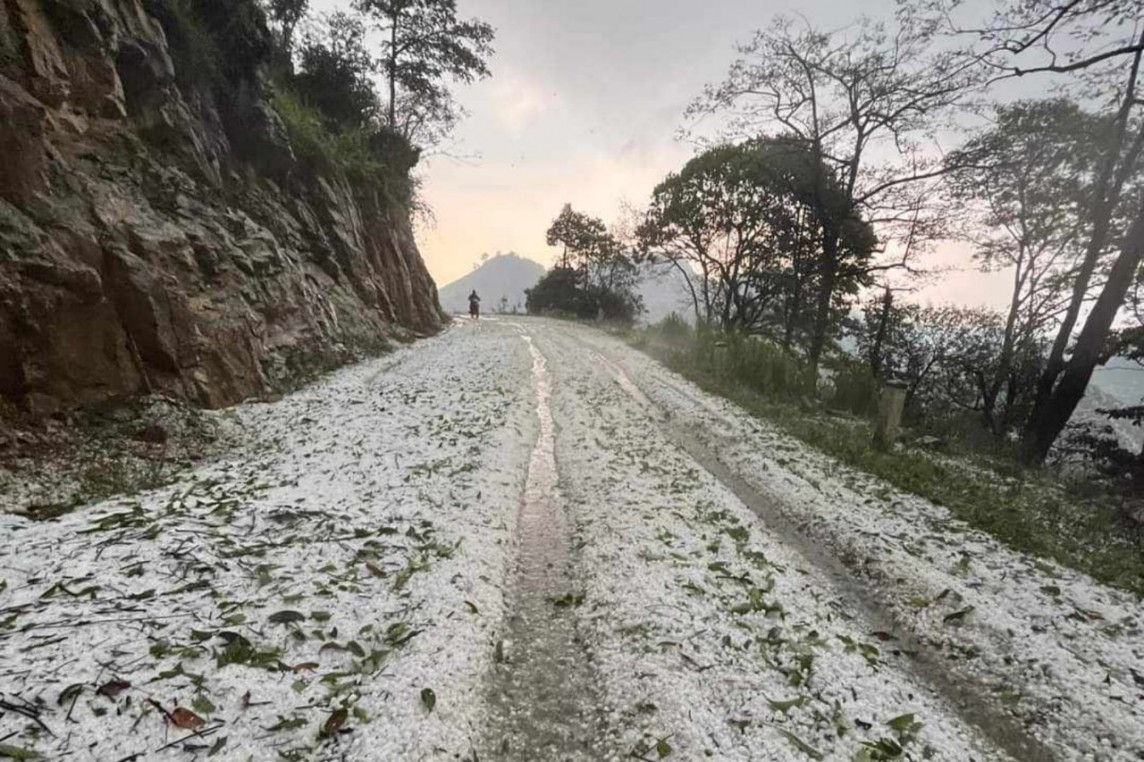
xmin=314 ymin=0 xmax=1013 ymax=308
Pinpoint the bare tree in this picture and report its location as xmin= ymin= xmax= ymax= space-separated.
xmin=690 ymin=15 xmax=977 ymax=375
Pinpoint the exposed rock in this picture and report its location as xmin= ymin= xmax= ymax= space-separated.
xmin=0 ymin=74 xmax=49 ymax=203
xmin=0 ymin=0 xmax=444 ymax=422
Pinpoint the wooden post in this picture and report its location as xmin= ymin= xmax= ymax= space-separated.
xmin=873 ymin=380 xmax=908 ymax=451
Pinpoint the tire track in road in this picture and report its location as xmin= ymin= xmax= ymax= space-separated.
xmin=483 ymin=333 xmax=613 ymax=761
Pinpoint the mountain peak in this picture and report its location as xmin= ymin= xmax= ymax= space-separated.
xmin=439 ymin=254 xmax=546 ymax=314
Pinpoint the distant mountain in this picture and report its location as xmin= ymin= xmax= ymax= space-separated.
xmin=440 ymin=254 xmax=696 ymax=322
xmin=439 ymin=254 xmax=545 ymax=315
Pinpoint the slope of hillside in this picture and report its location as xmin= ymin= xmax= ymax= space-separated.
xmin=0 ymin=0 xmax=442 ymax=422
xmin=439 ymin=253 xmax=545 ymax=314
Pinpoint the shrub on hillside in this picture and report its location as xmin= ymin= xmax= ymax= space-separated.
xmin=653 ymin=313 xmax=691 ymax=342
xmin=722 ymin=334 xmax=816 ymax=400
xmin=147 ymin=0 xmax=271 ymax=94
xmin=271 ymin=86 xmax=418 ymax=201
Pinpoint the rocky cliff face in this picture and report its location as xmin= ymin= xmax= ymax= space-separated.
xmin=0 ymin=0 xmax=444 ymax=420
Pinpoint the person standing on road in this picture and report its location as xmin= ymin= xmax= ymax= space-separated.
xmin=468 ymin=289 xmax=481 ymax=319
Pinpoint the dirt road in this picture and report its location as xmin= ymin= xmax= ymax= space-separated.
xmin=2 ymin=318 xmax=1141 ymax=761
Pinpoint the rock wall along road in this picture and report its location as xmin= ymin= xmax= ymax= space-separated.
xmin=0 ymin=0 xmax=444 ymax=420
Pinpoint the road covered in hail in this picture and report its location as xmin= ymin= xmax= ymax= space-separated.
xmin=2 ymin=317 xmax=1142 ymax=762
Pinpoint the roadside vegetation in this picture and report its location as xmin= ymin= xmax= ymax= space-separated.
xmin=629 ymin=318 xmax=1144 ymax=596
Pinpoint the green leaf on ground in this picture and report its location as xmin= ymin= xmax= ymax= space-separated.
xmin=942 ymin=607 xmax=975 ymax=625
xmin=57 ymin=683 xmax=84 ymax=706
xmin=265 ymin=715 xmax=307 ymax=732
xmin=192 ymin=695 xmax=216 ymax=715
xmin=551 ymin=591 xmax=586 ymax=607
xmin=269 ymin=610 xmax=306 ymax=625
xmin=777 ymin=729 xmax=822 ymax=759
xmin=768 ymin=696 xmax=806 ymax=713
xmin=886 ymin=713 xmax=918 ymax=733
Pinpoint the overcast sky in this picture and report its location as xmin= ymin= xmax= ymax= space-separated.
xmin=313 ymin=0 xmax=1014 ymax=308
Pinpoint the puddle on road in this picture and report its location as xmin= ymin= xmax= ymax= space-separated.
xmin=483 ymin=336 xmax=612 ymax=761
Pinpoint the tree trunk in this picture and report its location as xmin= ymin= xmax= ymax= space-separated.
xmin=1026 ymin=53 xmax=1143 ymax=424
xmin=668 ymin=258 xmax=702 ymax=325
xmin=869 ymin=287 xmax=892 ymax=378
xmin=978 ymin=371 xmax=1000 ymax=434
xmin=388 ymin=15 xmax=399 ymax=130
xmin=721 ymin=279 xmax=735 ymax=332
xmin=981 ymin=387 xmax=1000 ymax=435
xmin=986 ymin=272 xmax=1023 ymax=435
xmin=782 ymin=309 xmax=795 ymax=349
xmin=1028 ymin=207 xmax=1113 ymax=415
xmin=808 ymin=235 xmax=839 ymax=379
xmin=1020 ymin=200 xmax=1144 ymax=464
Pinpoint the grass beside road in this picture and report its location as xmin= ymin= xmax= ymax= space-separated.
xmin=626 ymin=326 xmax=1144 ymax=597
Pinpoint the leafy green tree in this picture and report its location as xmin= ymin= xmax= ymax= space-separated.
xmin=526 ymin=267 xmax=584 ymax=317
xmin=270 ymin=9 xmax=417 ymax=191
xmin=638 ymin=139 xmax=874 ymax=338
xmin=544 ymin=204 xmax=637 ymax=302
xmin=525 ymin=266 xmax=641 ymax=323
xmin=266 ymin=0 xmax=309 ymax=59
xmin=293 ymin=12 xmax=380 ymax=130
xmin=547 ymin=204 xmax=609 ymax=271
xmin=534 ymin=205 xmax=644 ymax=322
xmin=353 ymin=0 xmax=494 ymax=147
